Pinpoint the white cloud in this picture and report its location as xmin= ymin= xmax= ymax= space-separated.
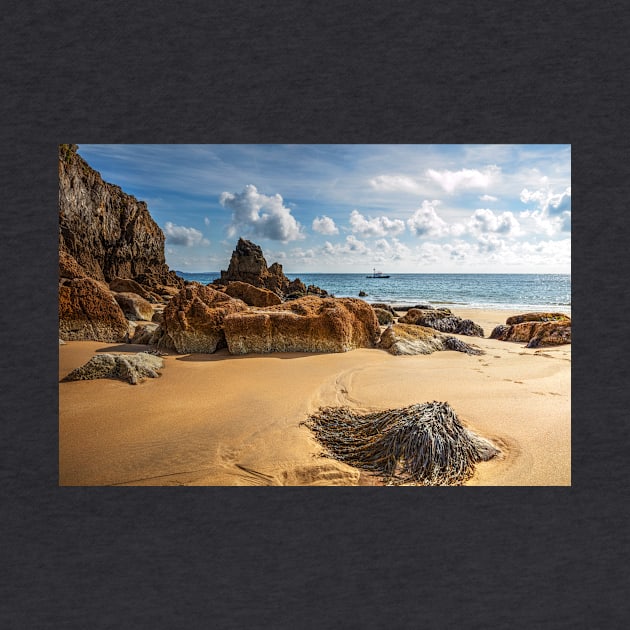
xmin=323 ymin=235 xmax=369 ymax=256
xmin=349 ymin=209 xmax=405 ymax=237
xmin=467 ymin=208 xmax=521 ymax=237
xmin=426 ymin=166 xmax=500 ymax=193
xmin=406 ymin=200 xmax=450 ymax=238
xmin=220 ymin=184 xmax=304 ymax=243
xmin=519 ymin=186 xmax=571 ymax=235
xmin=369 ymin=174 xmax=424 ymax=194
xmin=312 ymin=215 xmax=339 ymax=235
xmin=164 ymin=222 xmax=209 ymax=247
xmin=479 ymin=194 xmax=498 ymax=202
xmin=204 ymin=217 xmax=211 ymax=226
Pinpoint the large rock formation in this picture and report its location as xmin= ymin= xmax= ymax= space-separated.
xmin=59 ymin=278 xmax=129 ymax=342
xmin=58 ymin=144 xmax=183 ymax=289
xmin=222 ymin=281 xmax=283 ymax=307
xmin=213 ymin=238 xmax=326 ymax=299
xmin=399 ymin=307 xmax=484 ymax=337
xmin=490 ymin=315 xmax=571 ymax=348
xmin=377 ymin=324 xmax=484 ymax=356
xmin=223 ymin=296 xmax=380 ymax=354
xmin=156 ymin=284 xmax=248 ymax=353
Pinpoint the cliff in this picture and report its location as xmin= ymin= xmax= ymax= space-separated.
xmin=58 ymin=144 xmax=182 ymax=288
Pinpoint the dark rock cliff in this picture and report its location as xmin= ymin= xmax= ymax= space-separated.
xmin=58 ymin=144 xmax=182 ymax=288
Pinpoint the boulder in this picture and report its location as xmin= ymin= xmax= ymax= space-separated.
xmin=286 ymin=278 xmax=307 ymax=296
xmin=371 ymin=303 xmax=397 ymax=315
xmin=223 ymin=281 xmax=283 ymax=307
xmin=156 ymin=284 xmax=248 ymax=353
xmin=130 ymin=322 xmax=160 ymax=345
xmin=62 ymin=352 xmax=163 ymax=385
xmin=505 ymin=312 xmax=571 ymax=325
xmin=490 ymin=320 xmax=571 ymax=347
xmin=59 ymin=277 xmax=129 ymax=342
xmin=114 ymin=292 xmax=155 ymax=321
xmin=223 ymin=296 xmax=380 ymax=354
xmin=374 ymin=307 xmax=394 ymax=325
xmin=377 ymin=324 xmax=484 ymax=356
xmin=399 ymin=308 xmax=484 ymax=337
xmin=109 ymin=277 xmax=153 ymax=301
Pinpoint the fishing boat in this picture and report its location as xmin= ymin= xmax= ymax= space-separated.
xmin=366 ymin=268 xmax=390 ymax=278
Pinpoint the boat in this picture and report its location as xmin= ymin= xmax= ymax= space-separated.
xmin=366 ymin=268 xmax=390 ymax=278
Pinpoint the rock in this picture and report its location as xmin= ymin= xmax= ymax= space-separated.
xmin=378 ymin=324 xmax=484 ymax=356
xmin=306 ymin=284 xmax=329 ymax=297
xmin=109 ymin=277 xmax=153 ymax=301
xmin=371 ymin=303 xmax=397 ymax=315
xmin=223 ymin=281 xmax=283 ymax=307
xmin=114 ymin=292 xmax=155 ymax=321
xmin=213 ymin=238 xmax=326 ymax=298
xmin=399 ymin=308 xmax=484 ymax=337
xmin=58 ymin=144 xmax=183 ymax=288
xmin=490 ymin=320 xmax=571 ymax=347
xmin=156 ymin=284 xmax=248 ymax=353
xmin=59 ymin=250 xmax=88 ymax=280
xmin=286 ymin=278 xmax=306 ymax=296
xmin=214 ymin=238 xmax=287 ymax=295
xmin=130 ymin=322 xmax=160 ymax=344
xmin=59 ymin=278 xmax=129 ymax=342
xmin=59 ymin=338 xmax=66 ymax=345
xmin=359 ymin=290 xmax=368 ymax=297
xmin=223 ymin=296 xmax=380 ymax=354
xmin=374 ymin=307 xmax=394 ymax=325
xmin=62 ymin=352 xmax=163 ymax=385
xmin=505 ymin=312 xmax=571 ymax=325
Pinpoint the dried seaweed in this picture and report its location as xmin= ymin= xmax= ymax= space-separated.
xmin=303 ymin=401 xmax=499 ymax=486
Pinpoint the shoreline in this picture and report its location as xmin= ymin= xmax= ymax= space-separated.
xmin=59 ymin=307 xmax=571 ymax=486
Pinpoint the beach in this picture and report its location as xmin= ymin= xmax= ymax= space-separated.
xmin=59 ymin=307 xmax=571 ymax=486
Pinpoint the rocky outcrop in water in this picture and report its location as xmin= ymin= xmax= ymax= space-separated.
xmin=213 ymin=238 xmax=326 ymax=299
xmin=399 ymin=308 xmax=484 ymax=337
xmin=58 ymin=144 xmax=183 ymax=289
xmin=378 ymin=324 xmax=484 ymax=356
xmin=223 ymin=296 xmax=380 ymax=354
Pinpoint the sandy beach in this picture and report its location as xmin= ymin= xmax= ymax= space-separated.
xmin=58 ymin=308 xmax=570 ymax=486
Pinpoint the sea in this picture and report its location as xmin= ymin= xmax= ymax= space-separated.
xmin=176 ymin=272 xmax=571 ymax=314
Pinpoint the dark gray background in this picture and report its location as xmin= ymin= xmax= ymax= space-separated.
xmin=2 ymin=1 xmax=628 ymax=627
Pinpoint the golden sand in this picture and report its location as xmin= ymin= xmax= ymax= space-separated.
xmin=59 ymin=308 xmax=570 ymax=486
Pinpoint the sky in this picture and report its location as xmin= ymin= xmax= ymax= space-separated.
xmin=76 ymin=144 xmax=571 ymax=274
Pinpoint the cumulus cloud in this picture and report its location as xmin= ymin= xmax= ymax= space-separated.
xmin=374 ymin=237 xmax=411 ymax=261
xmin=479 ymin=194 xmax=498 ymax=202
xmin=220 ymin=184 xmax=304 ymax=243
xmin=204 ymin=217 xmax=211 ymax=226
xmin=323 ymin=235 xmax=369 ymax=256
xmin=519 ymin=186 xmax=571 ymax=235
xmin=164 ymin=222 xmax=209 ymax=247
xmin=426 ymin=166 xmax=500 ymax=193
xmin=369 ymin=174 xmax=424 ymax=194
xmin=312 ymin=215 xmax=339 ymax=235
xmin=467 ymin=208 xmax=521 ymax=237
xmin=406 ymin=200 xmax=450 ymax=238
xmin=349 ymin=209 xmax=406 ymax=237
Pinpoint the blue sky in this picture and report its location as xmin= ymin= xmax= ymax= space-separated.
xmin=76 ymin=144 xmax=571 ymax=274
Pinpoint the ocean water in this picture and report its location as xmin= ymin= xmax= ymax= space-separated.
xmin=176 ymin=272 xmax=571 ymax=314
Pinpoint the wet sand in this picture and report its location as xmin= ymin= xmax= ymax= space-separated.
xmin=59 ymin=308 xmax=570 ymax=486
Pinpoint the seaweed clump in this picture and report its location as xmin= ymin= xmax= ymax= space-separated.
xmin=303 ymin=401 xmax=499 ymax=486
